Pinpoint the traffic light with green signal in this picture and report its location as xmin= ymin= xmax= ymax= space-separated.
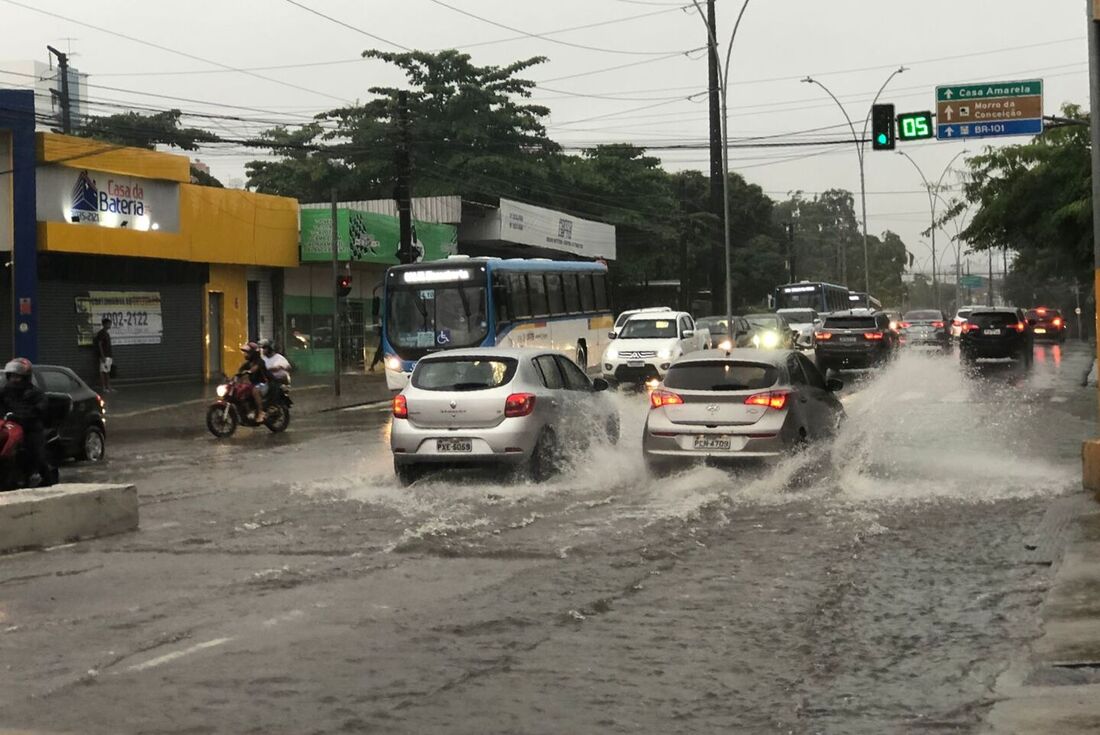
xmin=871 ymin=103 xmax=896 ymax=151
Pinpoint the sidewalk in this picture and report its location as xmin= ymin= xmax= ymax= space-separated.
xmin=984 ymin=498 xmax=1100 ymax=734
xmin=105 ymin=372 xmax=392 ymax=434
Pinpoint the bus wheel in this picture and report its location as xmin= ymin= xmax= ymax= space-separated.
xmin=576 ymin=342 xmax=588 ymax=369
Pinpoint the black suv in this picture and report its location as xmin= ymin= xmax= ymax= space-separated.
xmin=959 ymin=308 xmax=1033 ymax=367
xmin=814 ymin=311 xmax=898 ymax=372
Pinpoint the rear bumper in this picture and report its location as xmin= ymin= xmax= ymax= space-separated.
xmin=1032 ymin=327 xmax=1066 ymax=340
xmin=391 ymin=416 xmax=541 ymax=465
xmin=815 ymin=346 xmax=889 ymax=367
xmin=642 ymin=414 xmax=791 ymax=459
xmin=960 ymin=338 xmax=1029 ymax=359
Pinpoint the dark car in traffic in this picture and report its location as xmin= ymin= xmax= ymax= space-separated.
xmin=814 ymin=311 xmax=898 ymax=372
xmin=899 ymin=309 xmax=951 ymax=351
xmin=695 ymin=316 xmax=755 ymax=350
xmin=0 ymin=365 xmax=107 ymax=462
xmin=1025 ymin=307 xmax=1067 ymax=343
xmin=959 ymin=308 xmax=1033 ymax=367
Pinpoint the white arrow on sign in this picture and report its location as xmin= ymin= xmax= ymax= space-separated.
xmin=945 ymin=106 xmax=954 ymax=121
xmin=944 ymin=89 xmax=954 ymax=99
xmin=945 ymin=127 xmax=955 ymax=137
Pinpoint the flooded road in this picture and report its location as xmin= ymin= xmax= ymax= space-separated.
xmin=0 ymin=344 xmax=1092 ymax=733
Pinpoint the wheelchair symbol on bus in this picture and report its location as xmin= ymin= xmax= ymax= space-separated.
xmin=436 ymin=329 xmax=452 ymax=345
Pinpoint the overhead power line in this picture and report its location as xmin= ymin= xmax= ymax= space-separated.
xmin=282 ymin=0 xmax=410 ymax=50
xmin=0 ymin=0 xmax=350 ymax=104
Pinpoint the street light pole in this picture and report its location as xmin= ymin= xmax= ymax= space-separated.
xmin=895 ymin=149 xmax=967 ymax=311
xmin=802 ymin=67 xmax=907 ymax=295
xmin=692 ymin=0 xmax=751 ymax=349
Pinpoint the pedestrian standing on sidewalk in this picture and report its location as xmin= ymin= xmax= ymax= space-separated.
xmin=93 ymin=317 xmax=113 ymax=393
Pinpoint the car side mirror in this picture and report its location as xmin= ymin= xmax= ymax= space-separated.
xmin=825 ymin=377 xmax=844 ymax=392
xmin=45 ymin=392 xmax=72 ymax=424
xmin=681 ymin=329 xmax=694 ymax=338
xmin=608 ymin=332 xmax=617 ymax=340
xmin=592 ymin=377 xmax=610 ymax=392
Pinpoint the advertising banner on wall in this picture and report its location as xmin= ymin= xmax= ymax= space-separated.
xmin=495 ymin=198 xmax=616 ymax=260
xmin=36 ymin=165 xmax=180 ymax=232
xmin=75 ymin=291 xmax=163 ymax=346
xmin=300 ymin=208 xmax=457 ymax=263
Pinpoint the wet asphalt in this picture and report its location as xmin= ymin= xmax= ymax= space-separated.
xmin=0 ymin=342 xmax=1094 ymax=734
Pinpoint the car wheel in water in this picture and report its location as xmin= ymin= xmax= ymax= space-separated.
xmin=530 ymin=430 xmax=561 ymax=482
xmin=605 ymin=414 xmax=621 ymax=445
xmin=80 ymin=426 xmax=106 ymax=462
xmin=265 ymin=405 xmax=291 ymax=433
xmin=394 ymin=459 xmax=423 ymax=487
xmin=206 ymin=404 xmax=238 ymax=438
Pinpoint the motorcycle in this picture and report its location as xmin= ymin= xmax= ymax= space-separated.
xmin=206 ymin=375 xmax=292 ymax=438
xmin=0 ymin=412 xmax=64 ymax=491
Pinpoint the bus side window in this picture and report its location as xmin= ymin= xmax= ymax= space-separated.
xmin=578 ymin=274 xmax=596 ymax=312
xmin=545 ymin=273 xmax=565 ymax=316
xmin=562 ymin=273 xmax=581 ymax=313
xmin=528 ymin=274 xmax=549 ymax=316
xmin=593 ymin=273 xmax=609 ymax=311
xmin=510 ymin=273 xmax=531 ymax=318
xmin=492 ymin=274 xmax=511 ymax=325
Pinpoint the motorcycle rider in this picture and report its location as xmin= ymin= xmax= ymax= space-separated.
xmin=0 ymin=358 xmax=55 ymax=486
xmin=237 ymin=342 xmax=271 ymax=423
xmin=259 ymin=339 xmax=291 ymax=386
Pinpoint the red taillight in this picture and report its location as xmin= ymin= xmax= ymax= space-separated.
xmin=899 ymin=322 xmax=911 ymax=329
xmin=931 ymin=321 xmax=945 ymax=328
xmin=650 ymin=389 xmax=684 ymax=408
xmin=745 ymin=391 xmax=790 ymax=410
xmin=1014 ymin=321 xmax=1027 ymax=333
xmin=815 ymin=331 xmax=832 ymax=341
xmin=392 ymin=394 xmax=408 ymax=419
xmin=863 ymin=331 xmax=885 ymax=340
xmin=963 ymin=322 xmax=982 ymax=333
xmin=1053 ymin=317 xmax=1063 ymax=327
xmin=1036 ymin=308 xmax=1047 ymax=315
xmin=504 ymin=393 xmax=537 ymax=417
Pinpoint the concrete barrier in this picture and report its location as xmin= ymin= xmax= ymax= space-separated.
xmin=0 ymin=484 xmax=137 ymax=554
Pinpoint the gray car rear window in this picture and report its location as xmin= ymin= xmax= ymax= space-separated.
xmin=970 ymin=312 xmax=1018 ymax=327
xmin=412 ymin=358 xmax=518 ymax=391
xmin=823 ymin=316 xmax=877 ymax=329
xmin=663 ymin=361 xmax=778 ymax=391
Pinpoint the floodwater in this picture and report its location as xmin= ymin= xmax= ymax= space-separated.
xmin=0 ymin=345 xmax=1091 ymax=734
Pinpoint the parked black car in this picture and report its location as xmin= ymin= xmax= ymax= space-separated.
xmin=0 ymin=364 xmax=107 ymax=462
xmin=814 ymin=311 xmax=899 ymax=372
xmin=959 ymin=308 xmax=1034 ymax=367
xmin=899 ymin=309 xmax=951 ymax=351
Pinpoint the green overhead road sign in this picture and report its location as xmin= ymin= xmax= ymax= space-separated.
xmin=959 ymin=275 xmax=984 ymax=288
xmin=936 ymin=79 xmax=1042 ymax=102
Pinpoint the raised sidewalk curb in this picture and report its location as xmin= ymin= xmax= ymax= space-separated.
xmin=0 ymin=484 xmax=138 ymax=554
xmin=984 ymin=505 xmax=1100 ymax=734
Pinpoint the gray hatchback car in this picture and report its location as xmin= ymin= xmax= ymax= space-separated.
xmin=391 ymin=348 xmax=619 ymax=485
xmin=643 ymin=349 xmax=844 ymax=474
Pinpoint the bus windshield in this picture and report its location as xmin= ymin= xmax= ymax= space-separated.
xmin=386 ymin=283 xmax=489 ymax=358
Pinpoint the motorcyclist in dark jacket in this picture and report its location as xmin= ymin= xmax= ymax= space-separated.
xmin=0 ymin=358 xmax=54 ymax=486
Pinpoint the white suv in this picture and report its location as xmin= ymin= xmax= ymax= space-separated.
xmin=602 ymin=312 xmax=710 ymax=385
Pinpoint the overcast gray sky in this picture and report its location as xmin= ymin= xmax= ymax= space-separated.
xmin=0 ymin=0 xmax=1090 ymax=276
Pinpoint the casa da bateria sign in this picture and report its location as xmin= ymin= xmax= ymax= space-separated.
xmin=75 ymin=291 xmax=163 ymax=346
xmin=36 ymin=165 xmax=180 ymax=233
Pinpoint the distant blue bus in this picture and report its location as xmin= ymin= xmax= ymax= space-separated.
xmin=381 ymin=257 xmax=613 ymax=389
xmin=774 ymin=281 xmax=850 ymax=314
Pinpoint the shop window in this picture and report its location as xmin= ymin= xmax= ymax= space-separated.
xmin=562 ymin=273 xmax=581 ymax=313
xmin=545 ymin=273 xmax=565 ymax=316
xmin=287 ymin=313 xmax=333 ymax=350
xmin=528 ymin=274 xmax=549 ymax=316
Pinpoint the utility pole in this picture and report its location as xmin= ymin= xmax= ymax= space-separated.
xmin=784 ymin=222 xmax=796 ymax=282
xmin=706 ymin=0 xmax=723 ymax=316
xmin=46 ymin=45 xmax=71 ymax=134
xmin=987 ymin=250 xmax=994 ymax=306
xmin=394 ymin=90 xmax=414 ymax=264
xmin=330 ymin=188 xmax=341 ymax=397
xmin=678 ymin=177 xmax=690 ymax=311
xmin=1090 ymin=0 xmax=1100 ymax=356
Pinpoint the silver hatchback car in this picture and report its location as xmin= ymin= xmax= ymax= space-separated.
xmin=391 ymin=348 xmax=620 ymax=485
xmin=643 ymin=349 xmax=844 ymax=474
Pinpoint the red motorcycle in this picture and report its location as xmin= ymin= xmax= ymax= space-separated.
xmin=0 ymin=413 xmax=63 ymax=490
xmin=206 ymin=375 xmax=291 ymax=438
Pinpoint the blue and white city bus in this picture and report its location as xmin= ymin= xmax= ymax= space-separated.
xmin=774 ymin=281 xmax=850 ymax=314
xmin=380 ymin=256 xmax=614 ymax=389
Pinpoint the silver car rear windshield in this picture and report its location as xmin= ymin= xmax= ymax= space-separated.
xmin=663 ymin=361 xmax=778 ymax=391
xmin=412 ymin=357 xmax=518 ymax=391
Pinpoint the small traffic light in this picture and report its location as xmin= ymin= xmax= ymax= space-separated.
xmin=871 ymin=103 xmax=896 ymax=150
xmin=337 ymin=274 xmax=352 ymax=298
